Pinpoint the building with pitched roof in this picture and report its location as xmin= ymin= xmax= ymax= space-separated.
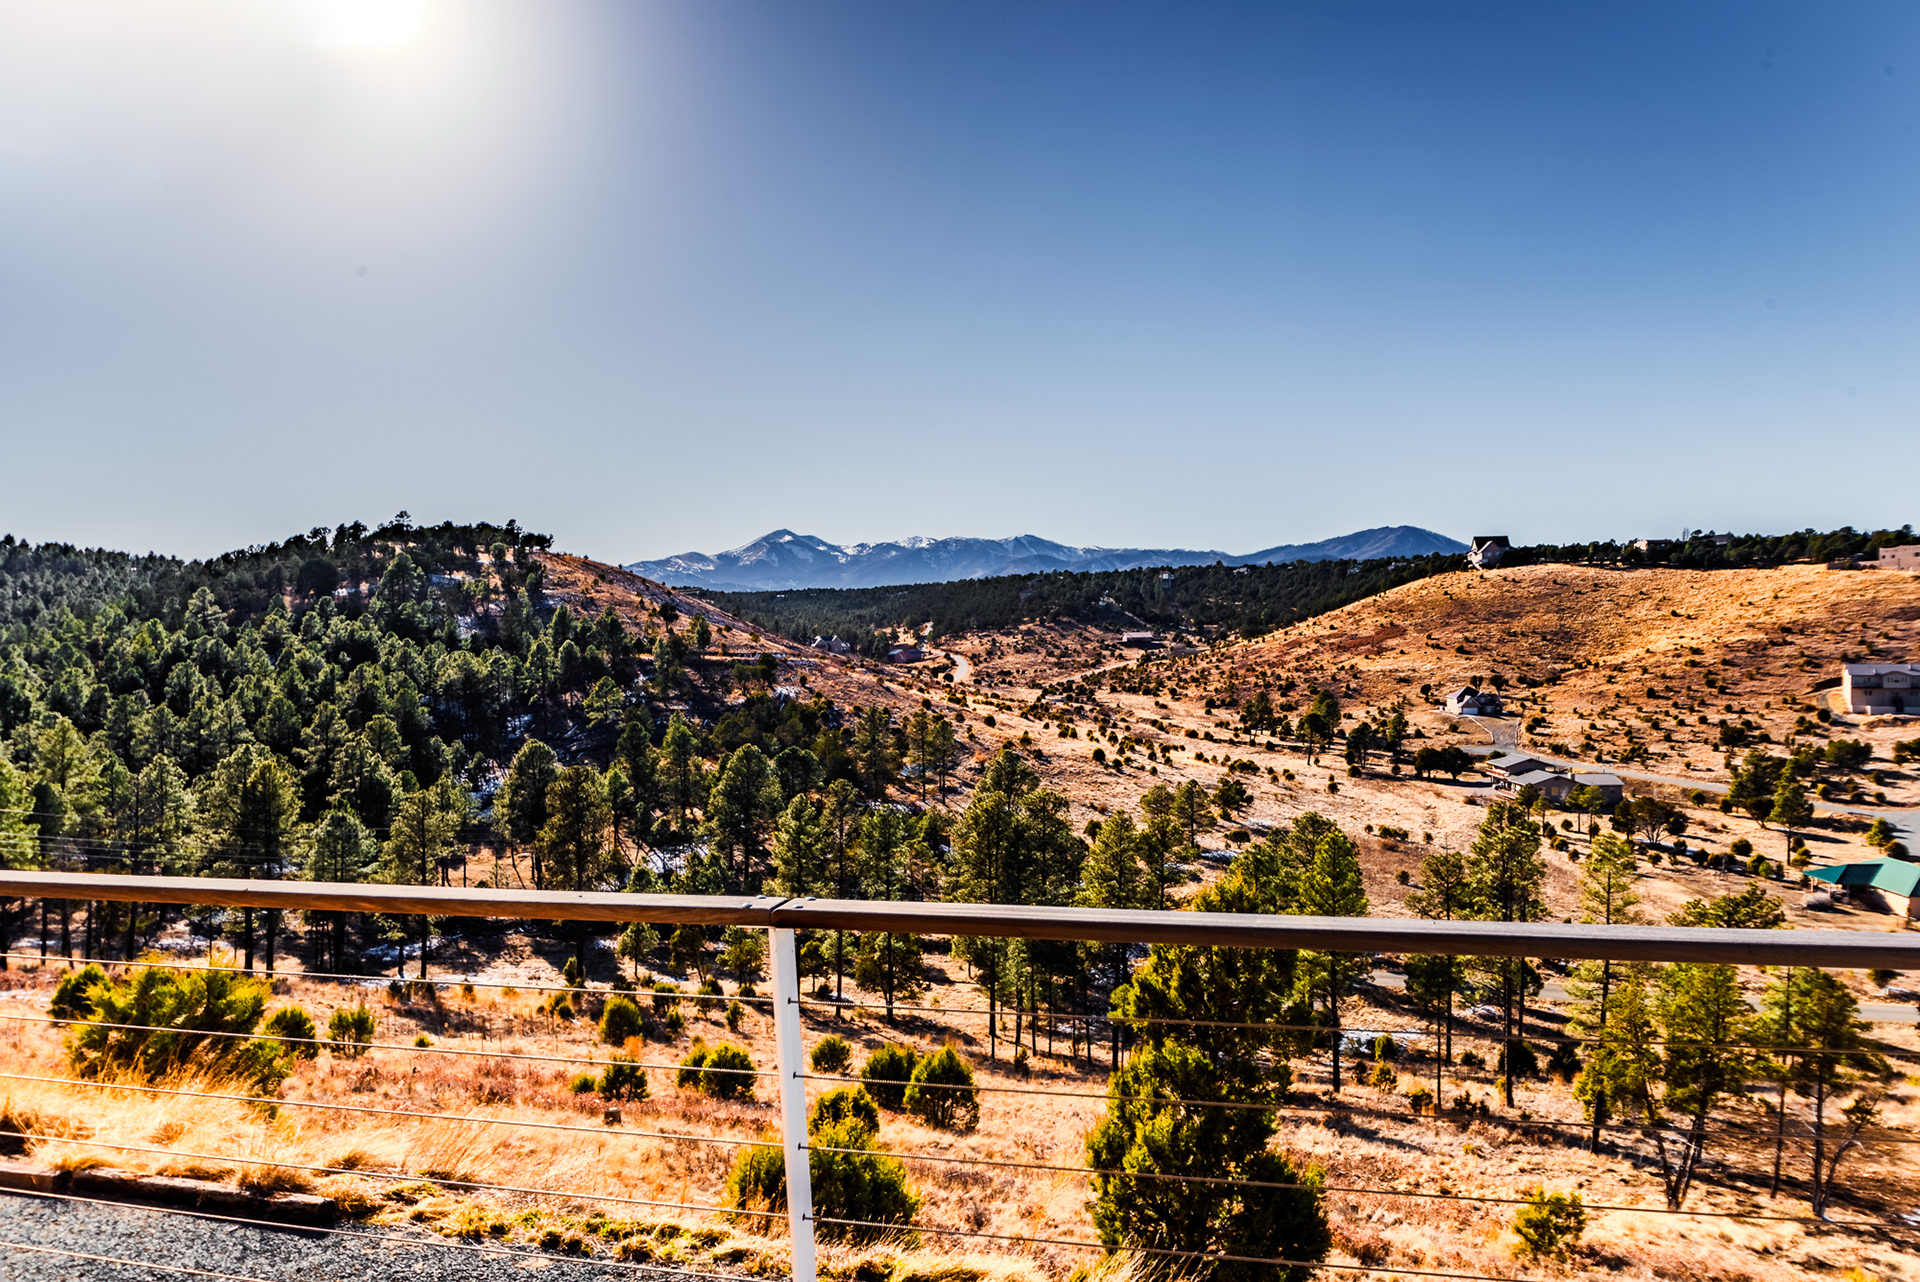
xmin=1806 ymin=859 xmax=1920 ymax=917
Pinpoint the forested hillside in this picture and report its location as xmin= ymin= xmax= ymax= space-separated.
xmin=707 ymin=553 xmax=1461 ymax=656
xmin=0 ymin=518 xmax=862 ymax=973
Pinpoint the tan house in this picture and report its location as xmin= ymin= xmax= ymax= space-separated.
xmin=1877 ymin=545 xmax=1920 ymax=571
xmin=1843 ymin=663 xmax=1919 ymax=714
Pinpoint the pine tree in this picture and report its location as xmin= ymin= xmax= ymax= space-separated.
xmin=704 ymin=744 xmax=782 ymax=893
xmin=382 ymin=776 xmax=469 ymax=979
xmin=1755 ymin=967 xmax=1889 ymax=1216
xmin=1567 ymin=831 xmax=1642 ymax=1149
xmin=1290 ymin=828 xmax=1368 ymax=1093
xmin=1405 ymin=844 xmax=1470 ymax=1105
xmin=1463 ymin=800 xmax=1546 ymax=1109
xmin=1086 ymin=1042 xmax=1330 ymax=1282
xmin=1768 ymin=772 xmax=1814 ymax=859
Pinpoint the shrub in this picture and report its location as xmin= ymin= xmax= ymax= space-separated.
xmin=810 ymin=1086 xmax=881 ymax=1135
xmin=903 ymin=1046 xmax=981 ymax=1131
xmin=861 ymin=1045 xmax=920 ymax=1110
xmin=598 ymin=1056 xmax=649 ymax=1101
xmin=1544 ymin=1040 xmax=1581 ymax=1082
xmin=540 ymin=992 xmax=575 ymax=1021
xmin=49 ymin=964 xmax=106 ymax=1022
xmin=810 ymin=1035 xmax=853 ymax=1075
xmin=1371 ymin=1034 xmax=1400 ymax=1063
xmin=600 ymin=996 xmax=644 ymax=1047
xmin=67 ymin=967 xmax=281 ymax=1089
xmin=1511 ymin=1185 xmax=1587 ymax=1260
xmin=264 ymin=1006 xmax=319 ymax=1059
xmin=561 ymin=957 xmax=583 ymax=989
xmin=725 ymin=1000 xmax=744 ymax=1033
xmin=724 ymin=1118 xmax=918 ymax=1243
xmin=650 ymin=981 xmax=680 ymax=1018
xmin=676 ymin=1041 xmax=754 ymax=1101
xmin=696 ymin=977 xmax=724 ymax=1015
xmin=663 ymin=1007 xmax=686 ymax=1037
xmin=1366 ymin=1060 xmax=1398 ymax=1091
xmin=569 ymin=1071 xmax=598 ymax=1094
xmin=1404 ymin=1084 xmax=1433 ymax=1114
xmin=414 ymin=1034 xmax=432 ymax=1048
xmin=1458 ymin=1050 xmax=1486 ymax=1070
xmin=328 ymin=1003 xmax=376 ymax=1057
xmin=1730 ymin=837 xmax=1754 ymax=860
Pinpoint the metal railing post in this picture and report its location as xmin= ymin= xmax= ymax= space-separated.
xmin=769 ymin=925 xmax=817 ymax=1282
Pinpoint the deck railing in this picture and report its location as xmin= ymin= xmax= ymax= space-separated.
xmin=0 ymin=869 xmax=1913 ymax=1282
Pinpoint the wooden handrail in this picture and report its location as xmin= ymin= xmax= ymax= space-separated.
xmin=0 ymin=871 xmax=1912 ymax=968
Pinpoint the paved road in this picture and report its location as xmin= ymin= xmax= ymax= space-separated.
xmin=0 ymin=1192 xmax=701 ymax=1282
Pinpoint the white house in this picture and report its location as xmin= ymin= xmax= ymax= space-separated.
xmin=1467 ymin=536 xmax=1510 ymax=569
xmin=1842 ymin=663 xmax=1919 ymax=715
xmin=1445 ymin=686 xmax=1505 ymax=716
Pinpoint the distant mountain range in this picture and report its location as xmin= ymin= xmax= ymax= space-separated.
xmin=625 ymin=526 xmax=1466 ymax=592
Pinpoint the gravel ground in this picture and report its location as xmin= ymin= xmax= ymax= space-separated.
xmin=0 ymin=1191 xmax=730 ymax=1282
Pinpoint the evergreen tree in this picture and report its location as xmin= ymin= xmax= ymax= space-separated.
xmin=1567 ymin=832 xmax=1642 ymax=1150
xmin=1289 ymin=827 xmax=1368 ymax=1092
xmin=704 ymin=744 xmax=783 ymax=893
xmin=494 ymin=739 xmax=559 ymax=884
xmin=382 ymin=776 xmax=469 ymax=978
xmin=1463 ymin=800 xmax=1546 ymax=1108
xmin=772 ymin=794 xmax=829 ymax=898
xmin=1767 ymin=772 xmax=1814 ymax=858
xmin=538 ymin=764 xmax=615 ymax=974
xmin=200 ymin=747 xmax=301 ymax=974
xmin=1404 ymin=844 xmax=1470 ymax=1104
xmin=659 ymin=713 xmax=703 ymax=837
xmin=1754 ymin=967 xmax=1889 ymax=1216
xmin=1587 ymin=964 xmax=1754 ymax=1210
xmin=1086 ymin=1042 xmax=1330 ymax=1282
xmin=852 ymin=705 xmax=899 ymax=800
xmin=303 ymin=810 xmax=377 ymax=973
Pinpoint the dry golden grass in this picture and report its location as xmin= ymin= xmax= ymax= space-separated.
xmin=1 ymin=953 xmax=1916 ymax=1282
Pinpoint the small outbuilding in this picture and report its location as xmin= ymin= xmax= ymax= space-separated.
xmin=1805 ymin=859 xmax=1920 ymax=918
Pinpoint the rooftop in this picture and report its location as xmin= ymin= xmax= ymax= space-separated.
xmin=1805 ymin=859 xmax=1920 ymax=898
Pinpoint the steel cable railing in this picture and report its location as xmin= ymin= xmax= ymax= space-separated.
xmin=0 ymin=868 xmax=1912 ymax=1282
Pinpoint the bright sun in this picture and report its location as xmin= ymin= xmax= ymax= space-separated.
xmin=304 ymin=0 xmax=430 ymax=50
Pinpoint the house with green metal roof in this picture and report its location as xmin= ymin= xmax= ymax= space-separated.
xmin=1805 ymin=859 xmax=1920 ymax=918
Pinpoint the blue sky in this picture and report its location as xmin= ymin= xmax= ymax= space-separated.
xmin=1 ymin=1 xmax=1914 ymax=561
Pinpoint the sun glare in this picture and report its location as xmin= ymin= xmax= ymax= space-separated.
xmin=304 ymin=0 xmax=429 ymax=50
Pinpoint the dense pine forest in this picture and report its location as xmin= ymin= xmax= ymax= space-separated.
xmin=0 ymin=518 xmax=870 ymax=975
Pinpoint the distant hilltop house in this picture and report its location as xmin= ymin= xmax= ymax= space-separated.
xmin=1806 ymin=859 xmax=1920 ymax=918
xmin=1843 ymin=663 xmax=1918 ymax=715
xmin=1466 ymin=536 xmax=1509 ymax=569
xmin=1119 ymin=631 xmax=1157 ymax=648
xmin=1445 ymin=685 xmax=1505 ymax=716
xmin=1630 ymin=538 xmax=1671 ymax=554
xmin=1876 ymin=544 xmax=1920 ymax=571
xmin=888 ymin=646 xmax=926 ymax=664
xmin=811 ymin=635 xmax=852 ymax=655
